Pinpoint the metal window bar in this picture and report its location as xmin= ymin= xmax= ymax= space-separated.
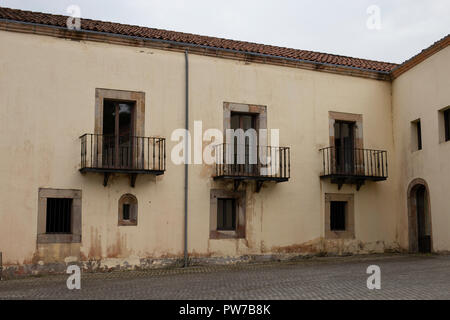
xmin=46 ymin=198 xmax=72 ymax=234
xmin=319 ymin=146 xmax=388 ymax=178
xmin=79 ymin=134 xmax=166 ymax=172
xmin=213 ymin=143 xmax=290 ymax=179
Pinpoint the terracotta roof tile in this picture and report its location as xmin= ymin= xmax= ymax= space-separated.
xmin=0 ymin=6 xmax=401 ymax=72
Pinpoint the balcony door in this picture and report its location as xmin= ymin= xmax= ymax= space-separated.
xmin=231 ymin=113 xmax=257 ymax=175
xmin=103 ymin=100 xmax=135 ymax=168
xmin=334 ymin=121 xmax=355 ymax=174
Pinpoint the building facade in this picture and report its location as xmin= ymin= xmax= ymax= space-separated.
xmin=0 ymin=7 xmax=449 ymax=276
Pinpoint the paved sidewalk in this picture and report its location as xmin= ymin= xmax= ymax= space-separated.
xmin=0 ymin=254 xmax=449 ymax=300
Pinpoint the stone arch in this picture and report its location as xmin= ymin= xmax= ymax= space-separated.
xmin=407 ymin=178 xmax=432 ymax=253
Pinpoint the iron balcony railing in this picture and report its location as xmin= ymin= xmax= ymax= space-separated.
xmin=319 ymin=146 xmax=388 ymax=179
xmin=80 ymin=134 xmax=166 ymax=172
xmin=214 ymin=143 xmax=290 ymax=180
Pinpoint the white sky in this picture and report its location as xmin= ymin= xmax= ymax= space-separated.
xmin=1 ymin=0 xmax=449 ymax=63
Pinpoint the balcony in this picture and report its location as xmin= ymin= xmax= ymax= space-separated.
xmin=80 ymin=134 xmax=166 ymax=187
xmin=319 ymin=147 xmax=388 ymax=190
xmin=213 ymin=143 xmax=290 ymax=192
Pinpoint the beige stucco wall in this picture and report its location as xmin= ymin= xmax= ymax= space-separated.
xmin=0 ymin=29 xmax=400 ymax=268
xmin=392 ymin=46 xmax=450 ymax=252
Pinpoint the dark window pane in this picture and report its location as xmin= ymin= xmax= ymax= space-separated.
xmin=417 ymin=120 xmax=422 ymax=150
xmin=330 ymin=201 xmax=346 ymax=231
xmin=103 ymin=100 xmax=116 ymax=136
xmin=46 ymin=198 xmax=72 ymax=234
xmin=334 ymin=121 xmax=355 ymax=173
xmin=444 ymin=109 xmax=450 ymax=142
xmin=123 ymin=204 xmax=130 ymax=220
xmin=217 ymin=198 xmax=236 ymax=231
xmin=103 ymin=100 xmax=116 ymax=166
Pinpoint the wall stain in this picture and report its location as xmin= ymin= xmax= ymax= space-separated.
xmin=107 ymin=231 xmax=129 ymax=258
xmin=88 ymin=227 xmax=102 ymax=259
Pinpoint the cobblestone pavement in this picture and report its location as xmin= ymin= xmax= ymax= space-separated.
xmin=0 ymin=254 xmax=449 ymax=300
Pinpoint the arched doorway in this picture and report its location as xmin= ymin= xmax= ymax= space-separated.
xmin=407 ymin=179 xmax=432 ymax=253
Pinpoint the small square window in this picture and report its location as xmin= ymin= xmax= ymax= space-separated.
xmin=210 ymin=189 xmax=245 ymax=239
xmin=37 ymin=188 xmax=82 ymax=244
xmin=330 ymin=201 xmax=346 ymax=231
xmin=325 ymin=193 xmax=354 ymax=239
xmin=217 ymin=198 xmax=236 ymax=231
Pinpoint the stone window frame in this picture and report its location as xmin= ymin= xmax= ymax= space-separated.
xmin=328 ymin=111 xmax=363 ymax=149
xmin=223 ymin=102 xmax=267 ymax=134
xmin=94 ymin=88 xmax=146 ymax=167
xmin=118 ymin=194 xmax=138 ymax=226
xmin=223 ymin=102 xmax=267 ymax=174
xmin=210 ymin=189 xmax=246 ymax=239
xmin=37 ymin=188 xmax=82 ymax=244
xmin=325 ymin=193 xmax=355 ymax=239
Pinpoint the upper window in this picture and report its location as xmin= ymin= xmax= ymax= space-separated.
xmin=439 ymin=107 xmax=450 ymax=143
xmin=411 ymin=119 xmax=422 ymax=151
xmin=37 ymin=189 xmax=82 ymax=243
xmin=118 ymin=194 xmax=138 ymax=226
xmin=94 ymin=89 xmax=145 ymax=170
xmin=102 ymin=100 xmax=135 ymax=168
xmin=445 ymin=109 xmax=450 ymax=142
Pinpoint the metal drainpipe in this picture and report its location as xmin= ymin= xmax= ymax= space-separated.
xmin=183 ymin=50 xmax=189 ymax=268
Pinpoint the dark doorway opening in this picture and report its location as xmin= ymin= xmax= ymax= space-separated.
xmin=416 ymin=185 xmax=431 ymax=253
xmin=334 ymin=121 xmax=355 ymax=174
xmin=103 ymin=100 xmax=135 ymax=168
xmin=408 ymin=180 xmax=432 ymax=253
xmin=230 ymin=112 xmax=258 ymax=175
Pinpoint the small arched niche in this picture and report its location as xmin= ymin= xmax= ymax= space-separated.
xmin=118 ymin=194 xmax=138 ymax=226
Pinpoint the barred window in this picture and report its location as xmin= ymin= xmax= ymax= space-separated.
xmin=330 ymin=201 xmax=346 ymax=231
xmin=46 ymin=198 xmax=72 ymax=234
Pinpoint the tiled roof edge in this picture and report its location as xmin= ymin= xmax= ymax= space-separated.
xmin=391 ymin=34 xmax=450 ymax=79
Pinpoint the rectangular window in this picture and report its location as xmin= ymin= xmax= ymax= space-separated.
xmin=444 ymin=109 xmax=450 ymax=142
xmin=330 ymin=201 xmax=346 ymax=231
xmin=411 ymin=119 xmax=422 ymax=151
xmin=38 ymin=188 xmax=82 ymax=244
xmin=417 ymin=120 xmax=422 ymax=150
xmin=123 ymin=204 xmax=130 ymax=220
xmin=45 ymin=198 xmax=73 ymax=234
xmin=217 ymin=198 xmax=236 ymax=231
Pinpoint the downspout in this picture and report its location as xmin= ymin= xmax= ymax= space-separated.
xmin=184 ymin=50 xmax=189 ymax=267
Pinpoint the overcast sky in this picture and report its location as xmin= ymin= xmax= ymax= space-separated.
xmin=2 ymin=0 xmax=449 ymax=63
